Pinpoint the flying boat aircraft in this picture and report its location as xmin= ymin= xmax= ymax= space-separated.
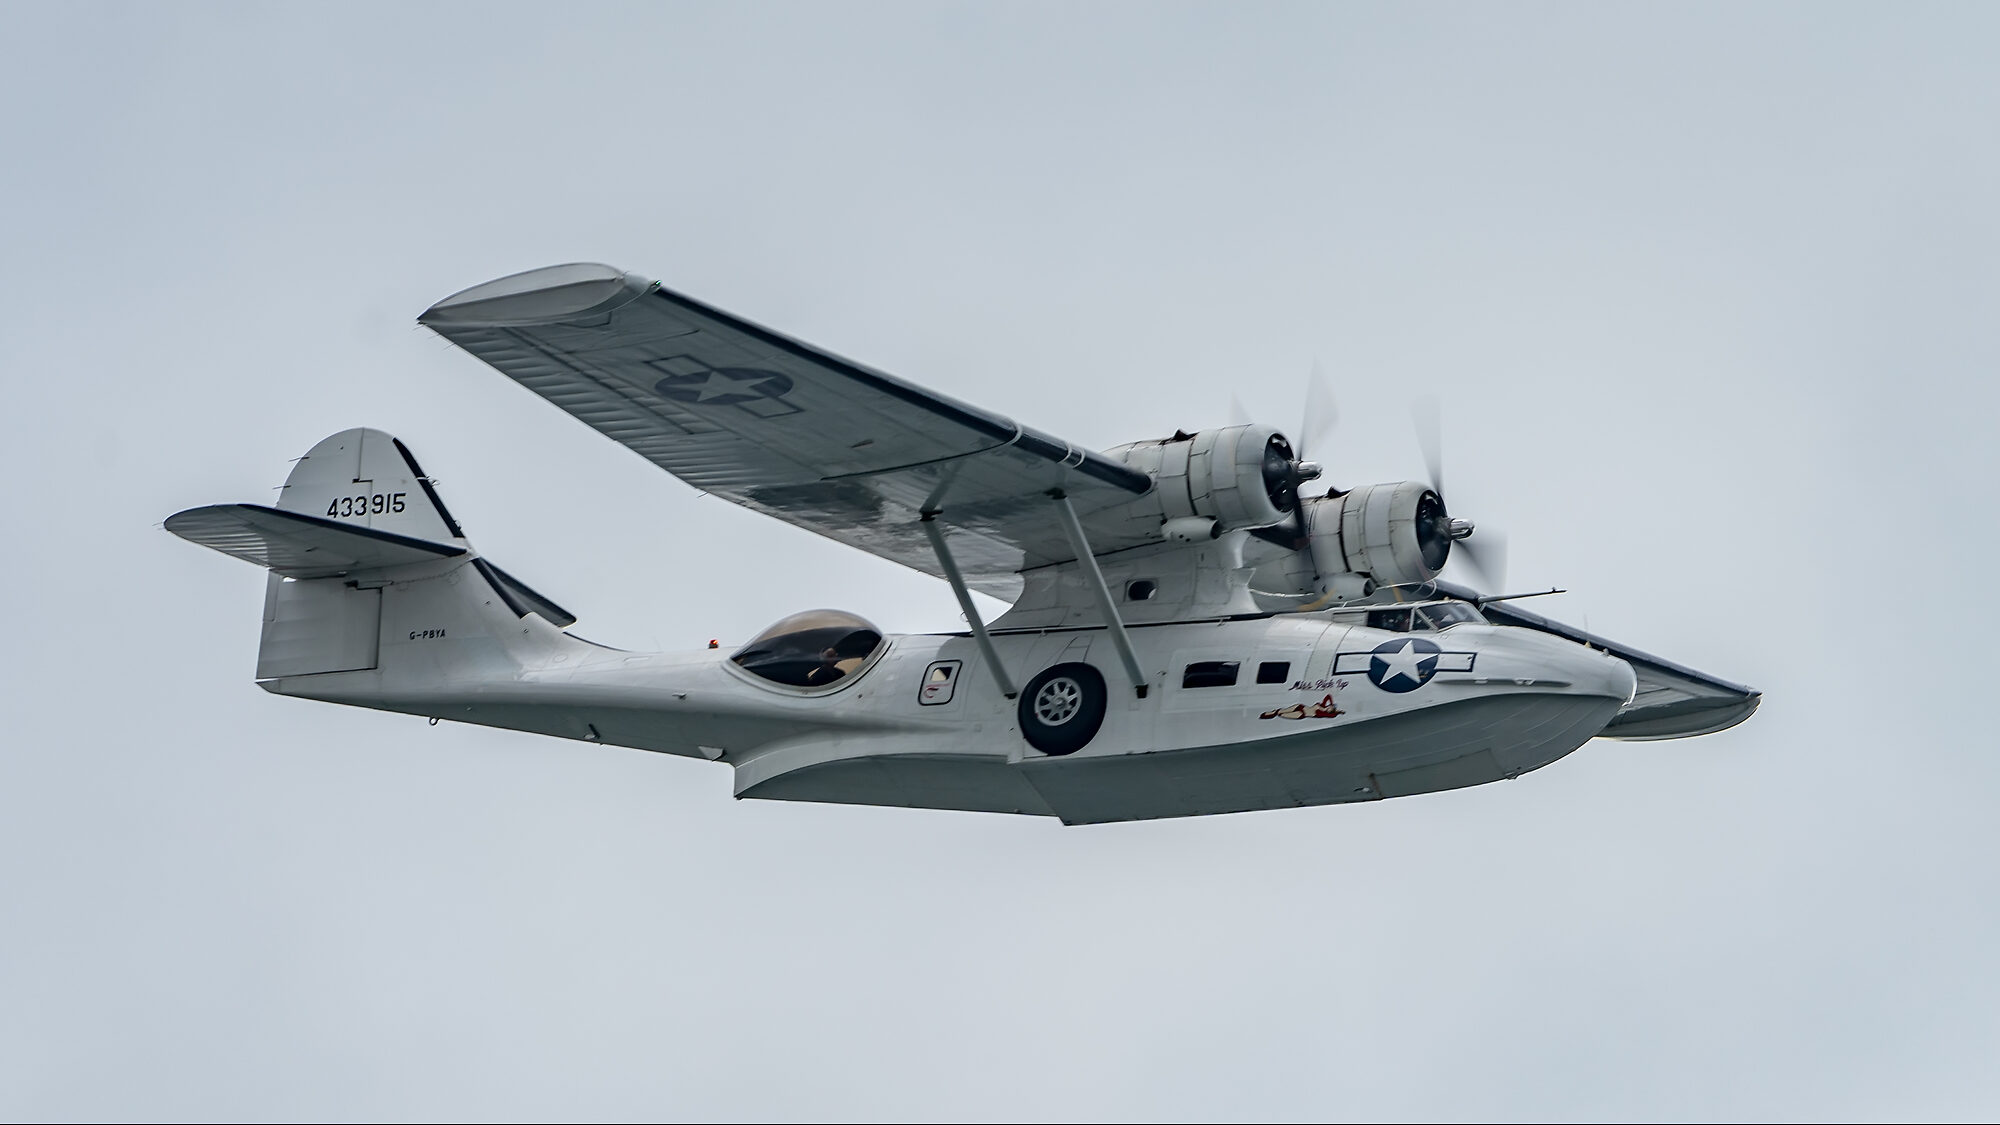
xmin=167 ymin=263 xmax=1759 ymax=824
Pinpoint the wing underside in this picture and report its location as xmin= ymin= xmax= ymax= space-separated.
xmin=418 ymin=264 xmax=1155 ymax=600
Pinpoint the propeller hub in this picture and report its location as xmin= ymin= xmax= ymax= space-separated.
xmin=1447 ymin=517 xmax=1475 ymax=541
xmin=1293 ymin=460 xmax=1323 ymax=483
xmin=1258 ymin=433 xmax=1298 ymax=514
xmin=1413 ymin=490 xmax=1453 ymax=572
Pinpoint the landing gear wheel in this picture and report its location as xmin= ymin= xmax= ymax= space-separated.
xmin=1017 ymin=662 xmax=1108 ymax=757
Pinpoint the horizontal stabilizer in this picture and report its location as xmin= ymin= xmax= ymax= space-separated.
xmin=166 ymin=503 xmax=466 ymax=578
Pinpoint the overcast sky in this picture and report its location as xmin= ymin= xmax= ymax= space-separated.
xmin=4 ymin=3 xmax=1997 ymax=1121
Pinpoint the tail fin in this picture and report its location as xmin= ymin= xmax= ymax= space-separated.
xmin=277 ymin=427 xmax=466 ymax=544
xmin=168 ymin=428 xmax=575 ymax=681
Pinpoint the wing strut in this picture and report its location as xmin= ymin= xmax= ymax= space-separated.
xmin=920 ymin=514 xmax=1018 ymax=700
xmin=1052 ymin=492 xmax=1150 ymax=699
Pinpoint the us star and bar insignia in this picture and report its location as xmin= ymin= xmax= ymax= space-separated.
xmin=1333 ymin=638 xmax=1476 ymax=693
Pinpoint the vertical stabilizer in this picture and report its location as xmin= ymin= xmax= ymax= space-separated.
xmin=277 ymin=428 xmax=465 ymax=545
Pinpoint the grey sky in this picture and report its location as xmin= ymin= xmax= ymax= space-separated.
xmin=3 ymin=3 xmax=1996 ymax=1120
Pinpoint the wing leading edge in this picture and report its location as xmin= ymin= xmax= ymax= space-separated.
xmin=419 ymin=263 xmax=1153 ymax=601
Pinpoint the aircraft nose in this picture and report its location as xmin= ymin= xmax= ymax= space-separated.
xmin=1471 ymin=626 xmax=1636 ymax=704
xmin=1561 ymin=639 xmax=1637 ymax=704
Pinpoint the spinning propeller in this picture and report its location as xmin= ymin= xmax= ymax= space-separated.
xmin=1242 ymin=372 xmax=1507 ymax=595
xmin=1282 ymin=362 xmax=1336 ymax=559
xmin=1242 ymin=365 xmax=1333 ymax=571
xmin=1411 ymin=397 xmax=1507 ymax=592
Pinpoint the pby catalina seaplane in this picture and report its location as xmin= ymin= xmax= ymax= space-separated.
xmin=168 ymin=263 xmax=1759 ymax=825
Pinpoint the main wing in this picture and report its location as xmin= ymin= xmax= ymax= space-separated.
xmin=419 ymin=264 xmax=1152 ymax=601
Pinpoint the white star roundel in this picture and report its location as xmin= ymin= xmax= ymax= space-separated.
xmin=1368 ymin=638 xmax=1440 ymax=692
xmin=653 ymin=366 xmax=794 ymax=406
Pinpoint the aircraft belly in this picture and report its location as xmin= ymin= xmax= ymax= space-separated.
xmin=727 ymin=691 xmax=1620 ymax=824
xmin=737 ymin=753 xmax=1058 ymax=817
xmin=1017 ymin=693 xmax=1623 ymax=825
xmin=727 ymin=621 xmax=1634 ymax=822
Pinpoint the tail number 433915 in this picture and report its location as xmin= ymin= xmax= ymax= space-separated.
xmin=327 ymin=492 xmax=407 ymax=518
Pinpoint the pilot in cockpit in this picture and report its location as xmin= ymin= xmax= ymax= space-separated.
xmin=806 ymin=636 xmax=875 ymax=685
xmin=805 ymin=647 xmax=846 ymax=686
xmin=1367 ymin=607 xmax=1413 ymax=633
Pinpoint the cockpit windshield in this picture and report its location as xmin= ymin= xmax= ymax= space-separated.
xmin=1364 ymin=601 xmax=1486 ymax=633
xmin=731 ymin=609 xmax=885 ymax=688
xmin=1421 ymin=602 xmax=1484 ymax=629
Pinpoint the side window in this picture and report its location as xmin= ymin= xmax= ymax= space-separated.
xmin=1182 ymin=661 xmax=1240 ymax=689
xmin=919 ymin=660 xmax=962 ymax=705
xmin=732 ymin=609 xmax=885 ymax=689
xmin=1256 ymin=661 xmax=1290 ymax=685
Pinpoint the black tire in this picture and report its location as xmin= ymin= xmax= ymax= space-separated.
xmin=1017 ymin=662 xmax=1108 ymax=756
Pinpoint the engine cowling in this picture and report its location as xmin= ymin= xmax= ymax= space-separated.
xmin=1105 ymin=425 xmax=1297 ymax=532
xmin=1310 ymin=481 xmax=1454 ymax=589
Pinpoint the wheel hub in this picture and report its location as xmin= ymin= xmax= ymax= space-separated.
xmin=1035 ymin=677 xmax=1083 ymax=726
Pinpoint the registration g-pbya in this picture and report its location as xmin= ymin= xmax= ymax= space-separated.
xmin=168 ymin=264 xmax=1759 ymax=825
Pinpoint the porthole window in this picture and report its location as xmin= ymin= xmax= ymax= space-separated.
xmin=1257 ymin=661 xmax=1290 ymax=684
xmin=731 ymin=609 xmax=884 ymax=688
xmin=1127 ymin=579 xmax=1157 ymax=602
xmin=1182 ymin=661 xmax=1240 ymax=689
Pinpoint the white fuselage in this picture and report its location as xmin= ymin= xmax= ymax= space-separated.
xmin=266 ymin=571 xmax=1637 ymax=824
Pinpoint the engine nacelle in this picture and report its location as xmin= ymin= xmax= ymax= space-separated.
xmin=1310 ymin=481 xmax=1453 ymax=589
xmin=1106 ymin=425 xmax=1296 ymax=532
